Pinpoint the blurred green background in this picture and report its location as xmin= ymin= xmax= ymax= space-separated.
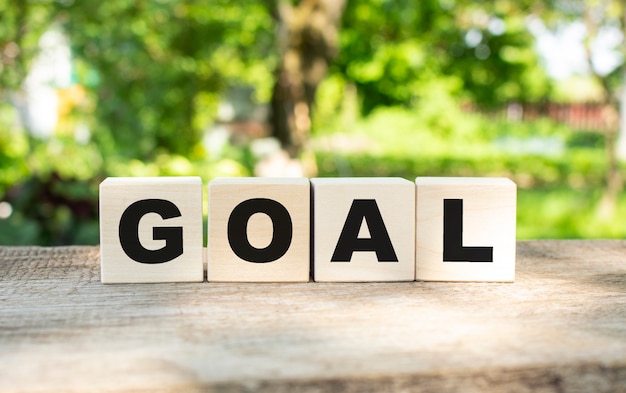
xmin=1 ymin=0 xmax=625 ymax=245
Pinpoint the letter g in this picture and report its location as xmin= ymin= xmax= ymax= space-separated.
xmin=118 ymin=199 xmax=183 ymax=263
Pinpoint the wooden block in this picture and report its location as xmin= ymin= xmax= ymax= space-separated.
xmin=99 ymin=177 xmax=204 ymax=283
xmin=208 ymin=177 xmax=310 ymax=282
xmin=415 ymin=177 xmax=516 ymax=282
xmin=311 ymin=178 xmax=415 ymax=282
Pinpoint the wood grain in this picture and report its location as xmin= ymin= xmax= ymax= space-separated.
xmin=99 ymin=177 xmax=204 ymax=283
xmin=415 ymin=177 xmax=517 ymax=282
xmin=208 ymin=177 xmax=310 ymax=282
xmin=311 ymin=177 xmax=415 ymax=282
xmin=0 ymin=240 xmax=625 ymax=392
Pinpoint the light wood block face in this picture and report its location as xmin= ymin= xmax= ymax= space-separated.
xmin=99 ymin=177 xmax=204 ymax=283
xmin=415 ymin=177 xmax=516 ymax=282
xmin=311 ymin=178 xmax=415 ymax=282
xmin=208 ymin=177 xmax=310 ymax=282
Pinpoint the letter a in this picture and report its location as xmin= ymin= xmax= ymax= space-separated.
xmin=331 ymin=199 xmax=398 ymax=262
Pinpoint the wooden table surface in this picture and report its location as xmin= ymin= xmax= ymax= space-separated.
xmin=0 ymin=240 xmax=625 ymax=392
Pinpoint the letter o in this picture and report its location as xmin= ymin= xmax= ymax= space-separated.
xmin=227 ymin=198 xmax=293 ymax=263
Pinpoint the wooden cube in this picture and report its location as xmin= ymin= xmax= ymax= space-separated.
xmin=208 ymin=177 xmax=310 ymax=282
xmin=415 ymin=177 xmax=516 ymax=282
xmin=311 ymin=178 xmax=415 ymax=282
xmin=99 ymin=177 xmax=204 ymax=283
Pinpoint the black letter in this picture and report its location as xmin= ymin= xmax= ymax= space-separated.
xmin=227 ymin=198 xmax=292 ymax=263
xmin=443 ymin=199 xmax=493 ymax=262
xmin=119 ymin=199 xmax=183 ymax=264
xmin=331 ymin=199 xmax=398 ymax=262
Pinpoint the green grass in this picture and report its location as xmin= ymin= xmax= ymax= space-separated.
xmin=517 ymin=188 xmax=626 ymax=239
xmin=312 ymin=106 xmax=626 ymax=239
xmin=314 ymin=152 xmax=625 ymax=239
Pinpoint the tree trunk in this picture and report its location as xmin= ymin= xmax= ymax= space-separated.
xmin=599 ymin=109 xmax=622 ymax=218
xmin=615 ymin=4 xmax=626 ymax=161
xmin=269 ymin=0 xmax=346 ymax=157
xmin=599 ymin=2 xmax=626 ymax=217
xmin=583 ymin=1 xmax=623 ymax=218
xmin=617 ymin=67 xmax=626 ymax=160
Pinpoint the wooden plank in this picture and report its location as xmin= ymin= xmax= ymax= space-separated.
xmin=99 ymin=177 xmax=204 ymax=283
xmin=0 ymin=240 xmax=625 ymax=392
xmin=208 ymin=177 xmax=310 ymax=282
xmin=415 ymin=177 xmax=516 ymax=282
xmin=311 ymin=177 xmax=415 ymax=282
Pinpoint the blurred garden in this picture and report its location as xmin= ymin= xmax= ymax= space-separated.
xmin=1 ymin=0 xmax=625 ymax=245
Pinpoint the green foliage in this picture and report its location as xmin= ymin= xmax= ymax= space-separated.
xmin=335 ymin=0 xmax=552 ymax=113
xmin=0 ymin=0 xmax=618 ymax=244
xmin=0 ymin=132 xmax=254 ymax=245
xmin=1 ymin=1 xmax=272 ymax=245
xmin=61 ymin=0 xmax=275 ymax=160
xmin=0 ymin=106 xmax=30 ymax=197
xmin=0 ymin=0 xmax=57 ymax=92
